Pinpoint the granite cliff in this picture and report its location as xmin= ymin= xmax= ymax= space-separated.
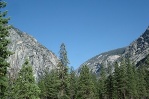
xmin=7 ymin=27 xmax=59 ymax=79
xmin=77 ymin=26 xmax=149 ymax=74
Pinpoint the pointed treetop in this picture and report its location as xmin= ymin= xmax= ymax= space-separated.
xmin=59 ymin=43 xmax=69 ymax=66
xmin=0 ymin=1 xmax=7 ymax=8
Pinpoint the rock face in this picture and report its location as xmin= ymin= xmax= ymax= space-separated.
xmin=77 ymin=26 xmax=149 ymax=74
xmin=7 ymin=27 xmax=59 ymax=79
xmin=123 ymin=27 xmax=149 ymax=64
xmin=77 ymin=47 xmax=126 ymax=74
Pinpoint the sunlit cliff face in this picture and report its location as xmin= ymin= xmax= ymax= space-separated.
xmin=7 ymin=27 xmax=59 ymax=80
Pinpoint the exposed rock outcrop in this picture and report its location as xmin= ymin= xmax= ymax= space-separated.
xmin=77 ymin=26 xmax=149 ymax=74
xmin=124 ymin=27 xmax=149 ymax=64
xmin=7 ymin=27 xmax=59 ymax=79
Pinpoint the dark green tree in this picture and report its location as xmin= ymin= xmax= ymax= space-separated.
xmin=145 ymin=68 xmax=149 ymax=98
xmin=38 ymin=69 xmax=59 ymax=99
xmin=143 ymin=55 xmax=149 ymax=98
xmin=97 ymin=64 xmax=107 ymax=99
xmin=112 ymin=62 xmax=120 ymax=99
xmin=106 ymin=64 xmax=114 ymax=99
xmin=116 ymin=59 xmax=128 ymax=99
xmin=12 ymin=60 xmax=41 ymax=99
xmin=59 ymin=43 xmax=69 ymax=67
xmin=90 ymin=73 xmax=98 ymax=98
xmin=0 ymin=1 xmax=11 ymax=98
xmin=137 ymin=66 xmax=147 ymax=99
xmin=126 ymin=59 xmax=137 ymax=98
xmin=69 ymin=67 xmax=77 ymax=99
xmin=57 ymin=43 xmax=70 ymax=99
xmin=38 ymin=75 xmax=47 ymax=99
xmin=76 ymin=65 xmax=96 ymax=99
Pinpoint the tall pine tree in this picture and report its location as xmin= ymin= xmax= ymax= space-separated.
xmin=137 ymin=66 xmax=147 ymax=99
xmin=76 ymin=65 xmax=96 ymax=99
xmin=112 ymin=62 xmax=120 ymax=99
xmin=12 ymin=59 xmax=41 ymax=99
xmin=38 ymin=69 xmax=59 ymax=99
xmin=143 ymin=55 xmax=149 ymax=98
xmin=97 ymin=64 xmax=107 ymax=99
xmin=69 ymin=67 xmax=77 ymax=99
xmin=0 ymin=0 xmax=11 ymax=98
xmin=116 ymin=59 xmax=128 ymax=99
xmin=106 ymin=64 xmax=114 ymax=99
xmin=126 ymin=59 xmax=137 ymax=99
xmin=57 ymin=43 xmax=69 ymax=99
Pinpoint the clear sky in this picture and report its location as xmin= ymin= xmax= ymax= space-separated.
xmin=5 ymin=0 xmax=149 ymax=69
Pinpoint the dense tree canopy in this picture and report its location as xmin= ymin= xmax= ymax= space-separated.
xmin=12 ymin=60 xmax=41 ymax=99
xmin=0 ymin=0 xmax=11 ymax=98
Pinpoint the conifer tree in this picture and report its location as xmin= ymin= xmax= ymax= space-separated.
xmin=38 ymin=69 xmax=60 ymax=99
xmin=12 ymin=60 xmax=41 ymax=99
xmin=97 ymin=64 xmax=107 ymax=99
xmin=112 ymin=62 xmax=120 ymax=99
xmin=144 ymin=55 xmax=149 ymax=98
xmin=137 ymin=67 xmax=147 ymax=99
xmin=0 ymin=1 xmax=11 ymax=98
xmin=38 ymin=75 xmax=47 ymax=99
xmin=90 ymin=73 xmax=98 ymax=98
xmin=69 ymin=67 xmax=77 ymax=99
xmin=59 ymin=43 xmax=69 ymax=67
xmin=76 ymin=65 xmax=96 ymax=99
xmin=117 ymin=59 xmax=127 ymax=99
xmin=106 ymin=64 xmax=114 ymax=99
xmin=57 ymin=43 xmax=69 ymax=99
xmin=126 ymin=59 xmax=137 ymax=98
xmin=145 ymin=69 xmax=149 ymax=98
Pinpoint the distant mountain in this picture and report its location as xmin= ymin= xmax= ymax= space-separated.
xmin=7 ymin=26 xmax=59 ymax=79
xmin=77 ymin=26 xmax=149 ymax=74
xmin=123 ymin=26 xmax=149 ymax=64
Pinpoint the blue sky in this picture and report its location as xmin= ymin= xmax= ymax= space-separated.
xmin=5 ymin=0 xmax=149 ymax=69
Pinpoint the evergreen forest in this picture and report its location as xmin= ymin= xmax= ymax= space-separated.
xmin=0 ymin=0 xmax=149 ymax=99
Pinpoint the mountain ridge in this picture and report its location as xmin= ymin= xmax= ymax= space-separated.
xmin=77 ymin=26 xmax=149 ymax=74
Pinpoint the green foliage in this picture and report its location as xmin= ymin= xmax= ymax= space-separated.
xmin=112 ymin=62 xmax=120 ymax=99
xmin=112 ymin=60 xmax=137 ymax=99
xmin=37 ymin=57 xmax=149 ymax=99
xmin=118 ymin=59 xmax=128 ymax=99
xmin=0 ymin=0 xmax=11 ymax=98
xmin=69 ymin=67 xmax=77 ymax=99
xmin=57 ymin=43 xmax=70 ymax=99
xmin=57 ymin=61 xmax=69 ymax=99
xmin=12 ymin=60 xmax=40 ymax=99
xmin=2 ymin=1 xmax=148 ymax=99
xmin=76 ymin=65 xmax=96 ymax=99
xmin=137 ymin=67 xmax=147 ymax=98
xmin=38 ymin=69 xmax=59 ymax=99
xmin=136 ymin=55 xmax=149 ymax=98
xmin=126 ymin=60 xmax=137 ymax=98
xmin=106 ymin=65 xmax=114 ymax=99
xmin=97 ymin=64 xmax=107 ymax=99
xmin=59 ymin=43 xmax=69 ymax=67
xmin=142 ymin=55 xmax=149 ymax=98
xmin=145 ymin=68 xmax=149 ymax=98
